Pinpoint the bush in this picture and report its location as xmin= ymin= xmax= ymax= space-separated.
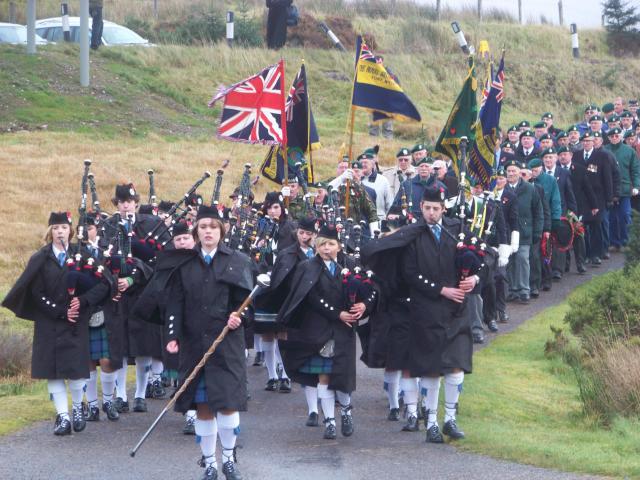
xmin=0 ymin=328 xmax=31 ymax=378
xmin=625 ymin=216 xmax=640 ymax=271
xmin=564 ymin=265 xmax=640 ymax=338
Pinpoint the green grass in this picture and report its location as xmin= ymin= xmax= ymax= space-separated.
xmin=460 ymin=301 xmax=640 ymax=477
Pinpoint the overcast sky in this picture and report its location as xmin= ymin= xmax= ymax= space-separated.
xmin=415 ymin=0 xmax=640 ymax=27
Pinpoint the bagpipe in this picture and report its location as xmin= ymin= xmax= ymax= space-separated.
xmin=340 ymin=221 xmax=375 ymax=310
xmin=227 ymin=164 xmax=255 ymax=250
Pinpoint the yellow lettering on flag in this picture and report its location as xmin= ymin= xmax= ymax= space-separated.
xmin=355 ymin=61 xmax=403 ymax=92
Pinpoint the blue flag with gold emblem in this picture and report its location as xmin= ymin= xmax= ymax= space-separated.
xmin=351 ymin=36 xmax=421 ymax=123
xmin=468 ymin=54 xmax=505 ymax=189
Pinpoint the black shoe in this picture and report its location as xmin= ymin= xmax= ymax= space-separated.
xmin=306 ymin=412 xmax=319 ymax=427
xmin=472 ymin=331 xmax=485 ymax=344
xmin=506 ymin=293 xmax=519 ymax=303
xmin=265 ymin=378 xmax=278 ymax=391
xmin=577 ymin=264 xmax=587 ymax=274
xmin=114 ymin=397 xmax=129 ymax=413
xmin=278 ymin=378 xmax=292 ymax=393
xmin=86 ymin=404 xmax=100 ymax=422
xmin=530 ymin=289 xmax=539 ymax=298
xmin=591 ymin=257 xmax=602 ymax=267
xmin=443 ymin=419 xmax=466 ymax=440
xmin=102 ymin=400 xmax=120 ymax=421
xmin=341 ymin=409 xmax=354 ymax=437
xmin=201 ymin=465 xmax=218 ymax=480
xmin=133 ymin=397 xmax=147 ymax=412
xmin=53 ymin=414 xmax=71 ymax=436
xmin=425 ymin=424 xmax=444 ymax=443
xmin=519 ymin=295 xmax=530 ymax=304
xmin=552 ymin=271 xmax=562 ymax=280
xmin=145 ymin=382 xmax=153 ymax=399
xmin=402 ymin=415 xmax=419 ymax=432
xmin=152 ymin=379 xmax=166 ymax=399
xmin=542 ymin=282 xmax=552 ymax=291
xmin=222 ymin=460 xmax=243 ymax=480
xmin=602 ymin=252 xmax=610 ymax=260
xmin=72 ymin=407 xmax=86 ymax=432
xmin=323 ymin=419 xmax=337 ymax=439
xmin=252 ymin=351 xmax=264 ymax=366
xmin=387 ymin=407 xmax=400 ymax=421
xmin=183 ymin=415 xmax=196 ymax=434
xmin=161 ymin=375 xmax=172 ymax=388
xmin=498 ymin=311 xmax=510 ymax=323
xmin=487 ymin=320 xmax=499 ymax=333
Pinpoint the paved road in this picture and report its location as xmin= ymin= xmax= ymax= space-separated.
xmin=0 ymin=254 xmax=623 ymax=480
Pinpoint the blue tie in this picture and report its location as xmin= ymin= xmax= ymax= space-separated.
xmin=328 ymin=261 xmax=336 ymax=276
xmin=306 ymin=249 xmax=314 ymax=259
xmin=204 ymin=254 xmax=212 ymax=265
xmin=57 ymin=252 xmax=66 ymax=266
xmin=431 ymin=224 xmax=441 ymax=243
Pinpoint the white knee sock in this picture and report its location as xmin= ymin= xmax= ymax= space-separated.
xmin=115 ymin=359 xmax=128 ymax=401
xmin=400 ymin=377 xmax=418 ymax=417
xmin=317 ymin=384 xmax=335 ymax=425
xmin=274 ymin=342 xmax=288 ymax=379
xmin=262 ymin=340 xmax=277 ymax=380
xmin=217 ymin=412 xmax=239 ymax=464
xmin=336 ymin=390 xmax=352 ymax=416
xmin=48 ymin=379 xmax=69 ymax=419
xmin=151 ymin=358 xmax=163 ymax=382
xmin=384 ymin=370 xmax=401 ymax=409
xmin=421 ymin=376 xmax=441 ymax=428
xmin=86 ymin=370 xmax=98 ymax=406
xmin=444 ymin=372 xmax=464 ymax=423
xmin=253 ymin=334 xmax=262 ymax=353
xmin=100 ymin=370 xmax=117 ymax=404
xmin=68 ymin=379 xmax=86 ymax=412
xmin=195 ymin=417 xmax=218 ymax=470
xmin=304 ymin=386 xmax=318 ymax=414
xmin=134 ymin=356 xmax=152 ymax=399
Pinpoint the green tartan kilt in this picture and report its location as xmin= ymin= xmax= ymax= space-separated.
xmin=89 ymin=326 xmax=110 ymax=360
xmin=298 ymin=355 xmax=333 ymax=374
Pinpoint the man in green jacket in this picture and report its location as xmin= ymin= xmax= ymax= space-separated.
xmin=605 ymin=127 xmax=640 ymax=249
xmin=505 ymin=160 xmax=544 ymax=304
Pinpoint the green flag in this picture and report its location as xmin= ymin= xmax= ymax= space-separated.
xmin=434 ymin=57 xmax=478 ymax=177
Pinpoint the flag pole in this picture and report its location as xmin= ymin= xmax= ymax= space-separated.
xmin=303 ymin=59 xmax=313 ymax=185
xmin=280 ymin=58 xmax=290 ymax=208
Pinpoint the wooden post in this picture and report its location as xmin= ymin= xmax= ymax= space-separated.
xmin=558 ymin=0 xmax=564 ymax=26
xmin=478 ymin=0 xmax=482 ymax=21
xmin=436 ymin=0 xmax=441 ymax=21
xmin=9 ymin=1 xmax=16 ymax=23
xmin=518 ymin=0 xmax=523 ymax=24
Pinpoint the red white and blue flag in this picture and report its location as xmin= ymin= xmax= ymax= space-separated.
xmin=209 ymin=60 xmax=287 ymax=146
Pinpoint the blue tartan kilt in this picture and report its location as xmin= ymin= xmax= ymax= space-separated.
xmin=89 ymin=326 xmax=110 ymax=360
xmin=298 ymin=355 xmax=333 ymax=374
xmin=194 ymin=374 xmax=208 ymax=404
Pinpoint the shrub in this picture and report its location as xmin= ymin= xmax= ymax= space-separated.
xmin=0 ymin=328 xmax=31 ymax=378
xmin=625 ymin=216 xmax=640 ymax=272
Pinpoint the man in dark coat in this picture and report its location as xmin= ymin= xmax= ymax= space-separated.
xmin=266 ymin=0 xmax=292 ymax=49
xmin=362 ymin=187 xmax=480 ymax=443
xmin=514 ymin=130 xmax=540 ymax=164
xmin=572 ymin=132 xmax=614 ymax=265
xmin=392 ymin=157 xmax=448 ymax=219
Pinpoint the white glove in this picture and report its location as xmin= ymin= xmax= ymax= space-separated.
xmin=369 ymin=221 xmax=379 ymax=237
xmin=342 ymin=169 xmax=354 ymax=182
xmin=632 ymin=188 xmax=639 ymax=196
xmin=281 ymin=186 xmax=291 ymax=197
xmin=510 ymin=231 xmax=520 ymax=254
xmin=498 ymin=244 xmax=512 ymax=268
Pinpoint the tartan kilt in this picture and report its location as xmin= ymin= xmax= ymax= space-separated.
xmin=194 ymin=374 xmax=207 ymax=404
xmin=298 ymin=355 xmax=333 ymax=374
xmin=89 ymin=326 xmax=110 ymax=360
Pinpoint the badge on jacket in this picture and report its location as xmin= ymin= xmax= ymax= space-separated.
xmin=587 ymin=164 xmax=598 ymax=173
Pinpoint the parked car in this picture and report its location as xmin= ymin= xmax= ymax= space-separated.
xmin=35 ymin=17 xmax=150 ymax=46
xmin=0 ymin=22 xmax=48 ymax=45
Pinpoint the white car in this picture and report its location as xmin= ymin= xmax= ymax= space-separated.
xmin=0 ymin=22 xmax=48 ymax=45
xmin=35 ymin=17 xmax=151 ymax=46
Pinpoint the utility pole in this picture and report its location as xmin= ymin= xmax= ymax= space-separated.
xmin=26 ymin=0 xmax=36 ymax=54
xmin=436 ymin=0 xmax=441 ymax=21
xmin=518 ymin=0 xmax=523 ymax=24
xmin=558 ymin=1 xmax=564 ymax=26
xmin=478 ymin=0 xmax=483 ymax=21
xmin=153 ymin=0 xmax=158 ymax=18
xmin=80 ymin=0 xmax=90 ymax=86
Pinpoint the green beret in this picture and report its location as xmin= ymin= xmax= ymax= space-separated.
xmin=592 ymin=131 xmax=603 ymax=138
xmin=363 ymin=146 xmax=378 ymax=156
xmin=624 ymin=130 xmax=637 ymax=139
xmin=566 ymin=125 xmax=579 ymax=133
xmin=607 ymin=115 xmax=620 ymax=123
xmin=396 ymin=147 xmax=411 ymax=157
xmin=415 ymin=157 xmax=430 ymax=166
xmin=602 ymin=102 xmax=615 ymax=113
xmin=629 ymin=99 xmax=638 ymax=106
xmin=504 ymin=159 xmax=522 ymax=169
xmin=501 ymin=141 xmax=515 ymax=149
xmin=507 ymin=125 xmax=519 ymax=133
xmin=527 ymin=158 xmax=543 ymax=169
xmin=584 ymin=104 xmax=599 ymax=112
xmin=542 ymin=147 xmax=556 ymax=156
xmin=557 ymin=146 xmax=570 ymax=154
xmin=607 ymin=127 xmax=622 ymax=136
xmin=351 ymin=160 xmax=363 ymax=169
xmin=518 ymin=120 xmax=531 ymax=128
xmin=357 ymin=152 xmax=374 ymax=161
xmin=620 ymin=110 xmax=633 ymax=118
xmin=312 ymin=181 xmax=329 ymax=189
xmin=411 ymin=143 xmax=427 ymax=153
xmin=496 ymin=167 xmax=507 ymax=177
xmin=520 ymin=130 xmax=535 ymax=139
xmin=541 ymin=112 xmax=553 ymax=119
xmin=555 ymin=131 xmax=568 ymax=139
xmin=533 ymin=122 xmax=546 ymax=129
xmin=589 ymin=115 xmax=603 ymax=122
xmin=539 ymin=133 xmax=552 ymax=141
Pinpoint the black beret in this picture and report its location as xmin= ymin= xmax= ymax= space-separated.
xmin=297 ymin=216 xmax=318 ymax=232
xmin=113 ymin=183 xmax=139 ymax=203
xmin=48 ymin=211 xmax=72 ymax=226
xmin=519 ymin=130 xmax=535 ymax=139
xmin=172 ymin=221 xmax=190 ymax=237
xmin=195 ymin=205 xmax=221 ymax=222
xmin=318 ymin=224 xmax=339 ymax=240
xmin=421 ymin=186 xmax=446 ymax=203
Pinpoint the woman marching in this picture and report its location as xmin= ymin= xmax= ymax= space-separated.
xmin=2 ymin=212 xmax=111 ymax=435
xmin=277 ymin=224 xmax=377 ymax=440
xmin=163 ymin=206 xmax=254 ymax=480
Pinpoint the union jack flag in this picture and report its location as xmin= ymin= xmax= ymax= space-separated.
xmin=492 ymin=57 xmax=505 ymax=102
xmin=286 ymin=72 xmax=305 ymax=122
xmin=209 ymin=61 xmax=287 ymax=146
xmin=358 ymin=39 xmax=383 ymax=64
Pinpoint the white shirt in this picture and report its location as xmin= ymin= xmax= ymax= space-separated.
xmin=201 ymin=248 xmax=217 ymax=259
xmin=52 ymin=244 xmax=67 ymax=259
